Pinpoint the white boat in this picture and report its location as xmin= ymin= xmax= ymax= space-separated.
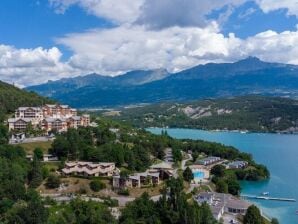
xmin=261 ymin=192 xmax=269 ymax=196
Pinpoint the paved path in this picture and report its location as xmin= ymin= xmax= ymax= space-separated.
xmin=181 ymin=153 xmax=192 ymax=170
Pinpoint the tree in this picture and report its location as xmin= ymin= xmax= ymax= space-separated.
xmin=28 ymin=155 xmax=43 ymax=188
xmin=183 ymin=167 xmax=194 ymax=182
xmin=48 ymin=198 xmax=116 ymax=224
xmin=227 ymin=177 xmax=241 ymax=196
xmin=271 ymin=218 xmax=279 ymax=224
xmin=243 ymin=205 xmax=265 ymax=224
xmin=0 ymin=124 xmax=8 ymax=144
xmin=33 ymin=148 xmax=43 ymax=161
xmin=216 ymin=179 xmax=228 ymax=193
xmin=210 ymin=164 xmax=225 ymax=177
xmin=89 ymin=180 xmax=106 ymax=192
xmin=45 ymin=174 xmax=61 ymax=189
xmin=119 ymin=193 xmax=161 ymax=224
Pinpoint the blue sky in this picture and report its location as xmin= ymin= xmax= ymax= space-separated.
xmin=1 ymin=0 xmax=298 ymax=86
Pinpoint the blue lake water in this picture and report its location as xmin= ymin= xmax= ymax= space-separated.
xmin=148 ymin=128 xmax=298 ymax=224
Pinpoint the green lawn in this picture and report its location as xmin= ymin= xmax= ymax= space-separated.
xmin=18 ymin=141 xmax=52 ymax=153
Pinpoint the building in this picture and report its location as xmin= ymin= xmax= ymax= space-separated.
xmin=8 ymin=118 xmax=32 ymax=131
xmin=42 ymin=104 xmax=77 ymax=118
xmin=42 ymin=118 xmax=68 ymax=133
xmin=198 ymin=156 xmax=221 ymax=166
xmin=228 ymin=161 xmax=248 ymax=169
xmin=164 ymin=148 xmax=174 ymax=163
xmin=8 ymin=104 xmax=90 ymax=132
xmin=150 ymin=162 xmax=174 ymax=179
xmin=26 ymin=154 xmax=58 ymax=162
xmin=194 ymin=192 xmax=251 ymax=220
xmin=62 ymin=161 xmax=116 ymax=177
xmin=15 ymin=107 xmax=43 ymax=123
xmin=113 ymin=171 xmax=160 ymax=189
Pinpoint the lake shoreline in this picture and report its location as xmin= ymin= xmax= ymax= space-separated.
xmin=147 ymin=126 xmax=298 ymax=135
xmin=148 ymin=128 xmax=298 ymax=223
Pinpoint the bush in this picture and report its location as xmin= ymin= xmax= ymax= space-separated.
xmin=45 ymin=174 xmax=61 ymax=189
xmin=117 ymin=189 xmax=129 ymax=196
xmin=89 ymin=180 xmax=106 ymax=192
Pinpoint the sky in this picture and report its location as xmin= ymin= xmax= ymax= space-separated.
xmin=1 ymin=0 xmax=298 ymax=87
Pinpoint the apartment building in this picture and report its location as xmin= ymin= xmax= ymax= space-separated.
xmin=42 ymin=104 xmax=77 ymax=118
xmin=8 ymin=104 xmax=90 ymax=132
xmin=8 ymin=118 xmax=32 ymax=131
xmin=62 ymin=161 xmax=116 ymax=177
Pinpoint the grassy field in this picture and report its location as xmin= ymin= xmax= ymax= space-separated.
xmin=18 ymin=141 xmax=52 ymax=153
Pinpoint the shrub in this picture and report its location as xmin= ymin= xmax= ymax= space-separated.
xmin=117 ymin=189 xmax=129 ymax=196
xmin=89 ymin=180 xmax=106 ymax=192
xmin=45 ymin=174 xmax=61 ymax=189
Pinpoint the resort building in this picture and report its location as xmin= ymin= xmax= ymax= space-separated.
xmin=149 ymin=162 xmax=174 ymax=179
xmin=42 ymin=104 xmax=77 ymax=118
xmin=198 ymin=156 xmax=221 ymax=166
xmin=8 ymin=118 xmax=32 ymax=131
xmin=8 ymin=104 xmax=90 ymax=132
xmin=113 ymin=171 xmax=160 ymax=189
xmin=113 ymin=163 xmax=173 ymax=189
xmin=228 ymin=161 xmax=248 ymax=169
xmin=42 ymin=118 xmax=68 ymax=133
xmin=15 ymin=107 xmax=43 ymax=123
xmin=62 ymin=161 xmax=116 ymax=177
xmin=194 ymin=192 xmax=251 ymax=220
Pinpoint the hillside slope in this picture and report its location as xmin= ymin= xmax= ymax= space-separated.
xmin=0 ymin=81 xmax=54 ymax=120
xmin=108 ymin=96 xmax=298 ymax=133
xmin=26 ymin=57 xmax=298 ymax=108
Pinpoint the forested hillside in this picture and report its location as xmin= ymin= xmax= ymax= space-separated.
xmin=0 ymin=81 xmax=54 ymax=121
xmin=107 ymin=96 xmax=298 ymax=133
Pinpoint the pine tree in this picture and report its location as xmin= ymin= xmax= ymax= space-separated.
xmin=29 ymin=155 xmax=43 ymax=188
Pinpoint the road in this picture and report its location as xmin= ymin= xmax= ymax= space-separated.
xmin=181 ymin=153 xmax=192 ymax=170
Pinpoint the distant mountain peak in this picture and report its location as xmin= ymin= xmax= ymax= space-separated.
xmin=235 ymin=56 xmax=263 ymax=64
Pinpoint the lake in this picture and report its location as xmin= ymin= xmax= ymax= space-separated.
xmin=148 ymin=128 xmax=298 ymax=224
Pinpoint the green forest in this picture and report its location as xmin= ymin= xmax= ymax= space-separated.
xmin=111 ymin=95 xmax=298 ymax=132
xmin=0 ymin=81 xmax=54 ymax=121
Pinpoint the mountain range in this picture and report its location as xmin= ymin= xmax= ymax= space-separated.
xmin=26 ymin=57 xmax=298 ymax=108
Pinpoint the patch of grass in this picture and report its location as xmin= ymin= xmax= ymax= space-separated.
xmin=18 ymin=141 xmax=52 ymax=153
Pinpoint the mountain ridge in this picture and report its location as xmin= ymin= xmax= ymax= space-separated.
xmin=26 ymin=57 xmax=298 ymax=108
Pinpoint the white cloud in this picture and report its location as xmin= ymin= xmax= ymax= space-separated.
xmin=50 ymin=0 xmax=248 ymax=28
xmin=136 ymin=0 xmax=246 ymax=29
xmin=256 ymin=0 xmax=298 ymax=17
xmin=56 ymin=25 xmax=298 ymax=77
xmin=3 ymin=0 xmax=298 ymax=87
xmin=49 ymin=0 xmax=144 ymax=24
xmin=57 ymin=23 xmax=242 ymax=74
xmin=0 ymin=45 xmax=78 ymax=87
